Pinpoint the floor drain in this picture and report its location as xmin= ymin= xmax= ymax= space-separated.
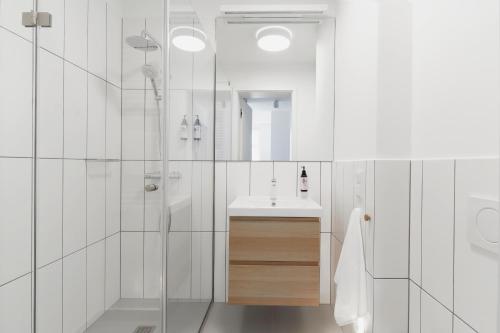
xmin=133 ymin=326 xmax=156 ymax=333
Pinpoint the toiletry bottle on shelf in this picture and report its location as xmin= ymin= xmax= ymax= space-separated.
xmin=180 ymin=115 xmax=188 ymax=140
xmin=300 ymin=166 xmax=309 ymax=198
xmin=193 ymin=115 xmax=201 ymax=141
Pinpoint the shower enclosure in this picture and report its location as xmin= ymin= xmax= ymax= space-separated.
xmin=0 ymin=0 xmax=214 ymax=332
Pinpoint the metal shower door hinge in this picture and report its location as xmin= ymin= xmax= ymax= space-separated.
xmin=22 ymin=11 xmax=52 ymax=28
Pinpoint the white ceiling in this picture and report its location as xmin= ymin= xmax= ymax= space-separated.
xmin=217 ymin=20 xmax=318 ymax=67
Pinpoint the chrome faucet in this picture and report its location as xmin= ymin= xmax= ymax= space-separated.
xmin=270 ymin=177 xmax=277 ymax=206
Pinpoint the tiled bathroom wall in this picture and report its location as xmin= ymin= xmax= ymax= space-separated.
xmin=332 ymin=159 xmax=499 ymax=333
xmin=0 ymin=0 xmax=123 ymax=331
xmin=213 ymin=160 xmax=333 ymax=304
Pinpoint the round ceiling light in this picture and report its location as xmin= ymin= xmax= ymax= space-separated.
xmin=171 ymin=26 xmax=207 ymax=52
xmin=256 ymin=26 xmax=293 ymax=52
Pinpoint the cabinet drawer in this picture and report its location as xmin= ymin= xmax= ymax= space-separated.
xmin=229 ymin=217 xmax=320 ymax=264
xmin=228 ymin=264 xmax=319 ymax=306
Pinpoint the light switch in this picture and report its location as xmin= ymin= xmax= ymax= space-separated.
xmin=468 ymin=196 xmax=499 ymax=255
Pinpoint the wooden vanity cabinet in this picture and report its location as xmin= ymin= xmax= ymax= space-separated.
xmin=228 ymin=216 xmax=320 ymax=306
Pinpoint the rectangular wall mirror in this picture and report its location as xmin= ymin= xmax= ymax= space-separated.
xmin=215 ymin=17 xmax=335 ymax=161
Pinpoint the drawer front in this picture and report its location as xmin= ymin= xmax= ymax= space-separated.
xmin=228 ymin=264 xmax=320 ymax=306
xmin=229 ymin=217 xmax=320 ymax=264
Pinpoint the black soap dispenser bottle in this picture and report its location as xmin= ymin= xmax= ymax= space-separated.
xmin=300 ymin=166 xmax=309 ymax=198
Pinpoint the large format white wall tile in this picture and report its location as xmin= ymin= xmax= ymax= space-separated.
xmin=88 ymin=0 xmax=106 ymax=79
xmin=191 ymin=162 xmax=204 ymax=232
xmin=250 ymin=162 xmax=273 ymax=195
xmin=65 ymin=0 xmax=88 ymax=69
xmin=372 ymin=279 xmax=408 ymax=333
xmin=37 ymin=261 xmax=62 ymax=333
xmin=64 ymin=62 xmax=87 ymax=159
xmin=87 ymin=75 xmax=106 ymax=159
xmin=144 ymin=232 xmax=161 ymax=298
xmin=63 ymin=249 xmax=86 ymax=333
xmin=274 ymin=161 xmax=297 ymax=196
xmin=214 ymin=162 xmax=227 ymax=231
xmin=0 ymin=158 xmax=31 ymax=285
xmin=107 ymin=5 xmax=122 ymax=87
xmin=106 ymin=161 xmax=121 ymax=236
xmin=86 ymin=240 xmax=105 ymax=327
xmin=63 ymin=160 xmax=87 ymax=255
xmin=38 ymin=0 xmax=64 ymax=56
xmin=145 ymin=161 xmax=162 ymax=231
xmin=320 ymin=233 xmax=331 ymax=304
xmin=342 ymin=162 xmax=355 ymax=237
xmin=0 ymin=0 xmax=33 ymax=40
xmin=87 ymin=161 xmax=106 ymax=244
xmin=364 ymin=161 xmax=375 ymax=275
xmin=190 ymin=232 xmax=213 ymax=300
xmin=0 ymin=274 xmax=31 ymax=333
xmin=37 ymin=159 xmax=63 ymax=267
xmin=122 ymin=89 xmax=145 ymax=160
xmin=145 ymin=90 xmax=162 ymax=161
xmin=214 ymin=232 xmax=226 ymax=302
xmin=106 ymin=84 xmax=122 ymax=159
xmin=409 ymin=281 xmax=421 ymax=333
xmin=105 ymin=233 xmax=120 ymax=309
xmin=168 ymin=232 xmax=191 ymax=299
xmin=410 ymin=161 xmax=423 ymax=285
xmin=333 ymin=162 xmax=344 ymax=241
xmin=320 ymin=162 xmax=332 ymax=233
xmin=454 ymin=159 xmax=498 ymax=333
xmin=0 ymin=29 xmax=32 ymax=157
xmin=38 ymin=49 xmax=63 ymax=158
xmin=121 ymin=161 xmax=145 ymax=231
xmin=226 ymin=162 xmax=250 ymax=206
xmin=373 ymin=160 xmax=410 ymax=278
xmin=421 ymin=291 xmax=452 ymax=333
xmin=121 ymin=232 xmax=144 ymax=298
xmin=453 ymin=316 xmax=476 ymax=333
xmin=421 ymin=160 xmax=454 ymax=309
xmin=201 ymin=161 xmax=214 ymax=231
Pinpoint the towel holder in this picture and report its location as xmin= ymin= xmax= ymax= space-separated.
xmin=363 ymin=214 xmax=371 ymax=222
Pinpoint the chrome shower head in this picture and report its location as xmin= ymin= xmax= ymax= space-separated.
xmin=126 ymin=31 xmax=161 ymax=51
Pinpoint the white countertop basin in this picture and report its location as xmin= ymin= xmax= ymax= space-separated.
xmin=228 ymin=196 xmax=323 ymax=218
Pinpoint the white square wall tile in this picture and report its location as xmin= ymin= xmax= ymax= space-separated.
xmin=226 ymin=162 xmax=250 ymax=206
xmin=421 ymin=160 xmax=454 ymax=309
xmin=63 ymin=160 xmax=86 ymax=255
xmin=64 ymin=62 xmax=87 ymax=159
xmin=373 ymin=160 xmax=410 ymax=278
xmin=106 ymin=162 xmax=121 ymax=236
xmin=0 ymin=158 xmax=32 ymax=285
xmin=0 ymin=29 xmax=32 ymax=157
xmin=37 ymin=261 xmax=62 ymax=333
xmin=63 ymin=249 xmax=87 ymax=333
xmin=121 ymin=161 xmax=145 ymax=231
xmin=409 ymin=281 xmax=421 ymax=333
xmin=250 ymin=162 xmax=273 ymax=195
xmin=410 ymin=161 xmax=423 ymax=285
xmin=372 ymin=279 xmax=408 ymax=333
xmin=121 ymin=232 xmax=144 ymax=298
xmin=87 ymin=75 xmax=107 ymax=159
xmin=421 ymin=291 xmax=452 ymax=333
xmin=274 ymin=162 xmax=297 ymax=196
xmin=454 ymin=159 xmax=499 ymax=333
xmin=122 ymin=90 xmax=145 ymax=160
xmin=320 ymin=233 xmax=331 ymax=304
xmin=214 ymin=232 xmax=226 ymax=302
xmin=320 ymin=162 xmax=332 ymax=233
xmin=87 ymin=240 xmax=105 ymax=327
xmin=38 ymin=0 xmax=64 ymax=56
xmin=38 ymin=49 xmax=63 ymax=158
xmin=107 ymin=6 xmax=122 ymax=87
xmin=65 ymin=0 xmax=88 ymax=69
xmin=0 ymin=274 xmax=31 ymax=333
xmin=88 ymin=0 xmax=107 ymax=79
xmin=144 ymin=232 xmax=161 ymax=298
xmin=105 ymin=233 xmax=120 ymax=309
xmin=37 ymin=159 xmax=63 ymax=267
xmin=214 ymin=162 xmax=227 ymax=232
xmin=106 ymin=84 xmax=122 ymax=159
xmin=87 ymin=161 xmax=106 ymax=244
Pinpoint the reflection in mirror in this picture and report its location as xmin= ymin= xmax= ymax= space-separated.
xmin=215 ymin=17 xmax=335 ymax=161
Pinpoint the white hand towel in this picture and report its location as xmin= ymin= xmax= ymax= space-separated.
xmin=334 ymin=208 xmax=368 ymax=327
